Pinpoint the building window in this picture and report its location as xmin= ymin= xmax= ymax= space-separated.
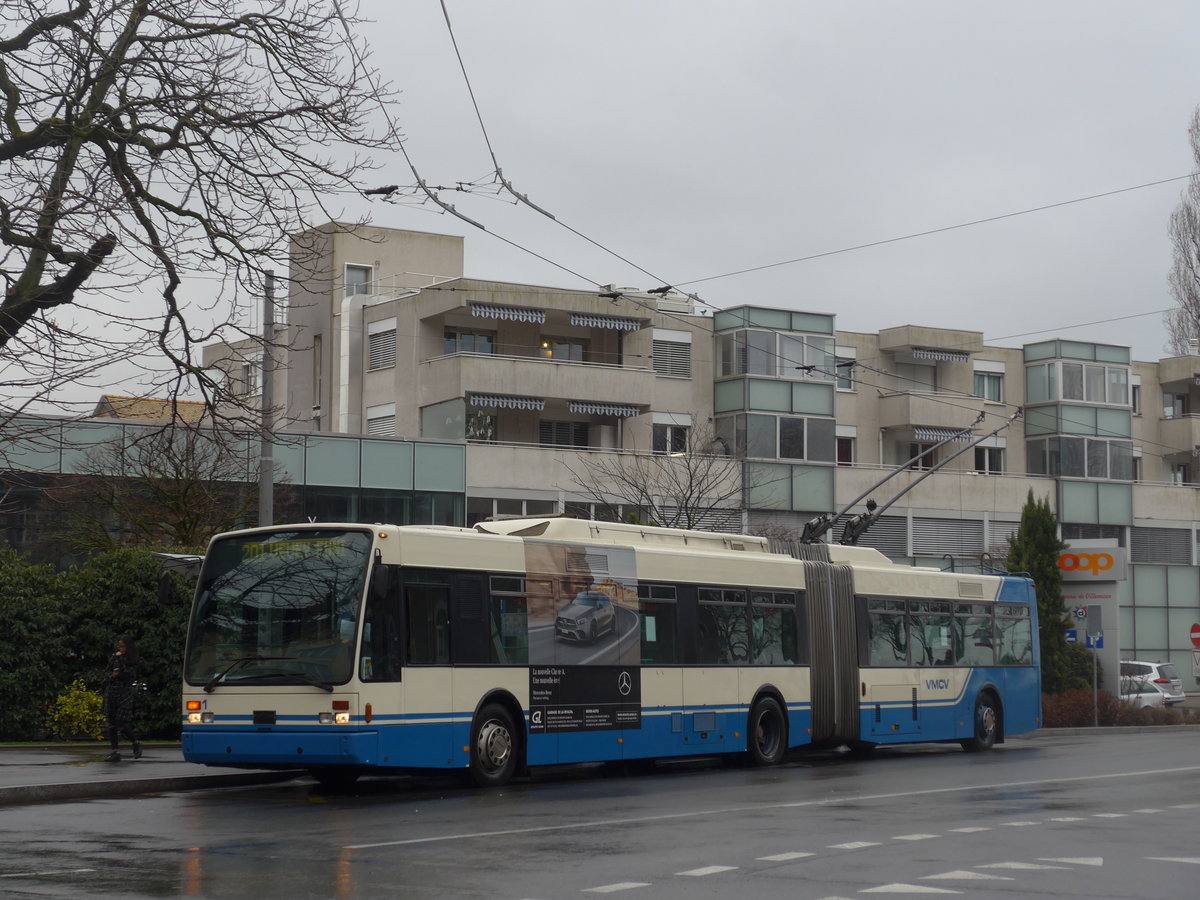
xmin=539 ymin=421 xmax=589 ymax=447
xmin=240 ymin=360 xmax=260 ymax=397
xmin=653 ymin=424 xmax=689 ymax=454
xmin=312 ymin=334 xmax=323 ymax=413
xmin=718 ymin=330 xmax=833 ymax=379
xmin=907 ymin=442 xmax=937 ymax=470
xmin=973 ymin=372 xmax=1003 ymax=403
xmin=1171 ymin=462 xmax=1190 ymax=485
xmin=1131 ymin=383 xmax=1141 ymax=415
xmin=974 ymin=447 xmax=1004 ymax=474
xmin=345 ymin=264 xmax=373 ymax=298
xmin=835 ymin=358 xmax=855 ymax=390
xmin=652 ymin=340 xmax=692 ymax=377
xmin=837 ymin=437 xmax=855 ymax=466
xmin=466 ymin=410 xmax=496 ymax=441
xmin=445 ymin=328 xmax=494 ymax=355
xmin=1164 ymin=393 xmax=1188 ymax=419
xmin=366 ymin=403 xmax=396 ymax=436
xmin=539 ymin=337 xmax=586 ymax=362
xmin=367 ymin=323 xmax=397 ymax=371
xmin=1062 ymin=362 xmax=1128 ymax=404
xmin=894 ymin=363 xmax=936 ymax=394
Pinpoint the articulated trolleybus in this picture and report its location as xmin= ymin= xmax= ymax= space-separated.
xmin=181 ymin=517 xmax=1041 ymax=787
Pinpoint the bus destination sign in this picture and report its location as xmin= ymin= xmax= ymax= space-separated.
xmin=529 ymin=665 xmax=641 ymax=734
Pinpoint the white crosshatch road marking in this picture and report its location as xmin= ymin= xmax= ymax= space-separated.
xmin=979 ymin=861 xmax=1070 ymax=870
xmin=757 ymin=851 xmax=815 ymax=861
xmin=947 ymin=826 xmax=991 ymax=833
xmin=1001 ymin=820 xmax=1040 ymax=827
xmin=860 ymin=884 xmax=961 ymax=894
xmin=582 ymin=884 xmax=650 ymax=893
xmin=1049 ymin=816 xmax=1085 ymax=822
xmin=923 ymin=871 xmax=1013 ymax=881
xmin=1039 ymin=858 xmax=1103 ymax=866
xmin=1146 ymin=857 xmax=1200 ymax=864
xmin=1094 ymin=813 xmax=1126 ymax=818
xmin=828 ymin=841 xmax=882 ymax=849
xmin=675 ymin=865 xmax=737 ymax=877
xmin=894 ymin=833 xmax=938 ymax=841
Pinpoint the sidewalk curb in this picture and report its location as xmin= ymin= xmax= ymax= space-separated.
xmin=0 ymin=770 xmax=304 ymax=807
xmin=1028 ymin=723 xmax=1200 ymax=737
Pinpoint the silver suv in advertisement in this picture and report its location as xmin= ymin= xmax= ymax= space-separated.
xmin=1119 ymin=660 xmax=1186 ymax=705
xmin=555 ymin=590 xmax=616 ymax=643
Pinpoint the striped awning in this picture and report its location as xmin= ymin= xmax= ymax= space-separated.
xmin=569 ymin=312 xmax=641 ymax=331
xmin=470 ymin=303 xmax=546 ymax=324
xmin=568 ymin=401 xmax=641 ymax=417
xmin=912 ymin=348 xmax=970 ymax=363
xmin=914 ymin=426 xmax=974 ymax=443
xmin=469 ymin=393 xmax=545 ymax=411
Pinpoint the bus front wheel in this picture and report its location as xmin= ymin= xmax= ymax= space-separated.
xmin=747 ymin=696 xmax=788 ymax=766
xmin=469 ymin=703 xmax=519 ymax=787
xmin=960 ymin=693 xmax=999 ymax=752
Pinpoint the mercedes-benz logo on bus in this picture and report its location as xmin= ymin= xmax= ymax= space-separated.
xmin=617 ymin=671 xmax=632 ymax=696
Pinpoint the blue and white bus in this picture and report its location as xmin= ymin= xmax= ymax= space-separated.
xmin=181 ymin=517 xmax=1041 ymax=786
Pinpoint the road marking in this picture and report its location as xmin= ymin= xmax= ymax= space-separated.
xmin=582 ymin=883 xmax=650 ymax=893
xmin=676 ymin=865 xmax=737 ymax=876
xmin=978 ymin=862 xmax=1069 ymax=870
xmin=0 ymin=869 xmax=96 ymax=879
xmin=894 ymin=834 xmax=938 ymax=841
xmin=757 ymin=851 xmax=815 ymax=861
xmin=1146 ymin=857 xmax=1200 ymax=865
xmin=1169 ymin=803 xmax=1200 ymax=809
xmin=342 ymin=763 xmax=1200 ymax=849
xmin=1048 ymin=817 xmax=1085 ymax=822
xmin=923 ymin=871 xmax=1013 ymax=881
xmin=1000 ymin=821 xmax=1039 ymax=827
xmin=947 ymin=827 xmax=990 ymax=833
xmin=828 ymin=841 xmax=882 ymax=850
xmin=1132 ymin=808 xmax=1163 ymax=814
xmin=1093 ymin=813 xmax=1126 ymax=818
xmin=861 ymin=884 xmax=961 ymax=894
xmin=1039 ymin=857 xmax=1102 ymax=866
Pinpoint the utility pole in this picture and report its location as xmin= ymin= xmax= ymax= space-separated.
xmin=258 ymin=270 xmax=275 ymax=527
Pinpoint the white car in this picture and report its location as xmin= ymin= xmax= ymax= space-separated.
xmin=1119 ymin=660 xmax=1186 ymax=706
xmin=1120 ymin=678 xmax=1172 ymax=708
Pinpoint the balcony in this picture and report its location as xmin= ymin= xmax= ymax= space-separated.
xmin=878 ymin=392 xmax=988 ymax=433
xmin=420 ymin=352 xmax=657 ymax=410
xmin=1159 ymin=414 xmax=1200 ymax=457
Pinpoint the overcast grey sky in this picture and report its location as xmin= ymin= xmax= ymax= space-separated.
xmin=345 ymin=0 xmax=1200 ymax=362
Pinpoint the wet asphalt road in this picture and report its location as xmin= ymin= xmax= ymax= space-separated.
xmin=2 ymin=729 xmax=1199 ymax=899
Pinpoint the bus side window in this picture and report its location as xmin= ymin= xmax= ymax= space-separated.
xmin=361 ymin=564 xmax=402 ymax=682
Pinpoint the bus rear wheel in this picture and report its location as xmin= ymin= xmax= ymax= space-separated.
xmin=747 ymin=697 xmax=788 ymax=766
xmin=960 ymin=693 xmax=999 ymax=752
xmin=469 ymin=703 xmax=519 ymax=787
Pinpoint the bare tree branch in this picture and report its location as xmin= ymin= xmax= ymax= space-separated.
xmin=0 ymin=0 xmax=394 ymax=419
xmin=1165 ymin=106 xmax=1200 ymax=355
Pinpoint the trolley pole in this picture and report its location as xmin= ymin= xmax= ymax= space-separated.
xmin=257 ymin=269 xmax=275 ymax=527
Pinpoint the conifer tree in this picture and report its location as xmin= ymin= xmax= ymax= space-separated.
xmin=1006 ymin=490 xmax=1069 ymax=693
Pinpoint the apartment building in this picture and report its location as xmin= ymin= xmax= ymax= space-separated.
xmin=201 ymin=222 xmax=1200 ymax=689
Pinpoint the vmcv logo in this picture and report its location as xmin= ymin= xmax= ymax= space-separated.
xmin=1057 ymin=552 xmax=1114 ymax=576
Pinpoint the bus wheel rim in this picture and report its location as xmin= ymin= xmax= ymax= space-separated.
xmin=478 ymin=720 xmax=512 ymax=770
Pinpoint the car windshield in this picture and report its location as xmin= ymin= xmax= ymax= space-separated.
xmin=184 ymin=529 xmax=372 ymax=688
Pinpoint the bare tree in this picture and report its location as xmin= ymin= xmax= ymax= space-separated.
xmin=48 ymin=421 xmax=261 ymax=550
xmin=563 ymin=422 xmax=747 ymax=530
xmin=1165 ymin=106 xmax=1200 ymax=355
xmin=0 ymin=0 xmax=394 ymax=418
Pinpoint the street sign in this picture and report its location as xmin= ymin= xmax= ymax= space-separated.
xmin=1191 ymin=623 xmax=1200 ymax=648
xmin=1064 ymin=629 xmax=1104 ymax=649
xmin=1085 ymin=605 xmax=1103 ymax=638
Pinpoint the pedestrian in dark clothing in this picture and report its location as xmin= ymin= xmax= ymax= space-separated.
xmin=103 ymin=635 xmax=142 ymax=762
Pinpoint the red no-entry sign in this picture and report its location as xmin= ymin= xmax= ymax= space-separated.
xmin=1191 ymin=623 xmax=1200 ymax=648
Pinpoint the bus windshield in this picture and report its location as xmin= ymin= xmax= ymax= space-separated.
xmin=184 ymin=528 xmax=372 ymax=688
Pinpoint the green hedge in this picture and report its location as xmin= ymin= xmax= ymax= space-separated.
xmin=0 ymin=547 xmax=192 ymax=741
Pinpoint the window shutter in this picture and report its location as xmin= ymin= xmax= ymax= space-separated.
xmin=368 ymin=329 xmax=397 ymax=370
xmin=653 ymin=340 xmax=692 ymax=377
